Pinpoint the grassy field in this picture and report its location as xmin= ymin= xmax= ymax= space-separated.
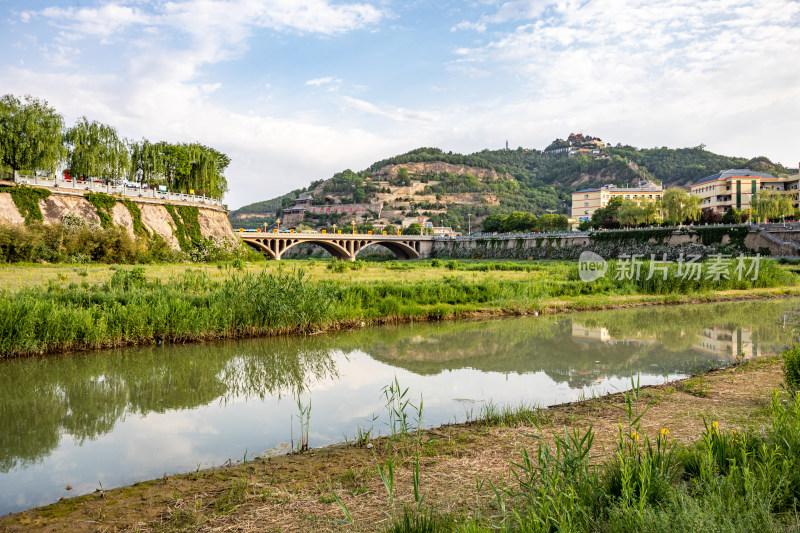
xmin=0 ymin=259 xmax=542 ymax=291
xmin=0 ymin=258 xmax=798 ymax=358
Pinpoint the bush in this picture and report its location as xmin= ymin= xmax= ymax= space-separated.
xmin=783 ymin=345 xmax=800 ymax=396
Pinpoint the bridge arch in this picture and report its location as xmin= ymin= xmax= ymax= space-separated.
xmin=241 ymin=236 xmax=421 ymax=261
xmin=354 ymin=240 xmax=420 ymax=260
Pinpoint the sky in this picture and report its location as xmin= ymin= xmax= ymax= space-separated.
xmin=2 ymin=0 xmax=799 ymax=209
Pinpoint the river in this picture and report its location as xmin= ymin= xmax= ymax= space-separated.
xmin=1 ymin=298 xmax=797 ymax=515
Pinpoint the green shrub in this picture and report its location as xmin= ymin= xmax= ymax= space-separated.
xmin=109 ymin=267 xmax=148 ymax=291
xmin=120 ymin=199 xmax=149 ymax=237
xmin=84 ymin=192 xmax=118 ymax=228
xmin=327 ymin=261 xmax=349 ymax=272
xmin=782 ymin=345 xmax=800 ymax=396
xmin=7 ymin=186 xmax=51 ymax=224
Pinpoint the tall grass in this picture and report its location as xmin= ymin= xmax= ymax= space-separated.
xmin=0 ymin=259 xmax=795 ymax=358
xmin=0 ymin=268 xmax=337 ymax=357
xmin=384 ymin=385 xmax=800 ymax=532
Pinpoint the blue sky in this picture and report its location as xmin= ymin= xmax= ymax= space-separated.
xmin=2 ymin=0 xmax=799 ymax=208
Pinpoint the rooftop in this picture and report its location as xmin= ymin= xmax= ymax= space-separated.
xmin=692 ymin=169 xmax=777 ymax=186
xmin=573 ymin=184 xmax=663 ymax=194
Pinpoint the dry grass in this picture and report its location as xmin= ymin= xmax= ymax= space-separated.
xmin=1 ymin=354 xmax=785 ymax=532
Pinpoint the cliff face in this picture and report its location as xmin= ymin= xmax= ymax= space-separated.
xmin=377 ymin=162 xmax=506 ymax=181
xmin=0 ymin=189 xmax=235 ymax=250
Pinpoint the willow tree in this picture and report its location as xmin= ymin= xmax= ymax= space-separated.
xmin=751 ymin=189 xmax=794 ymax=222
xmin=173 ymin=143 xmax=230 ymax=198
xmin=64 ymin=117 xmax=130 ymax=182
xmin=0 ymin=94 xmax=64 ymax=179
xmin=661 ymin=188 xmax=701 ymax=225
xmin=128 ymin=139 xmax=165 ymax=187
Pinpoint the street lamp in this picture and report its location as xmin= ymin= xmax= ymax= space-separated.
xmin=352 ymin=220 xmax=356 ymax=234
xmin=467 ymin=213 xmax=471 ymax=234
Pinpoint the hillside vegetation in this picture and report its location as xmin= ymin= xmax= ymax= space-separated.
xmin=229 ymin=141 xmax=794 ymax=233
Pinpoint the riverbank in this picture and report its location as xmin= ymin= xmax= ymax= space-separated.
xmin=0 ymin=352 xmax=793 ymax=531
xmin=0 ymin=258 xmax=796 ymax=358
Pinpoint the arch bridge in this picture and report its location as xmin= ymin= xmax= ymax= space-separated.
xmin=239 ymin=232 xmax=434 ymax=261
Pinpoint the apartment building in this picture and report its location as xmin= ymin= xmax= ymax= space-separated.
xmin=571 ymin=184 xmax=663 ymax=222
xmin=691 ymin=169 xmax=800 ymax=213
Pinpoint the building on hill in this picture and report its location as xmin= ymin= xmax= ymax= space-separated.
xmin=544 ymin=133 xmax=608 ymax=157
xmin=571 ymin=183 xmax=663 ymax=222
xmin=690 ymin=169 xmax=799 ymax=214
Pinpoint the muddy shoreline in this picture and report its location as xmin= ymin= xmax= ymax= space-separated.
xmin=0 ymin=350 xmax=791 ymax=531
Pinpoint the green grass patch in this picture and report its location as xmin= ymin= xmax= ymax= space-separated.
xmin=7 ymin=186 xmax=51 ymax=224
xmin=84 ymin=192 xmax=118 ymax=228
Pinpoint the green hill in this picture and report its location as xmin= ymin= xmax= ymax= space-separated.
xmin=229 ymin=140 xmax=795 ymax=233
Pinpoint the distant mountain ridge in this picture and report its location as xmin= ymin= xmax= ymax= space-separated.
xmin=229 ymin=139 xmax=795 ymax=233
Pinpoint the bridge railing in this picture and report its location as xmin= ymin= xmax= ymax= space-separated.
xmin=13 ymin=174 xmax=226 ymax=209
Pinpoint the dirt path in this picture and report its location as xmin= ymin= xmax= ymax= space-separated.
xmin=0 ymin=355 xmax=786 ymax=532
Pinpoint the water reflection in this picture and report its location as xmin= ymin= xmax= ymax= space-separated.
xmin=0 ymin=341 xmax=337 ymax=474
xmin=0 ymin=298 xmax=796 ymax=514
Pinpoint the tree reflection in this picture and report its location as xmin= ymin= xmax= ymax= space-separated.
xmin=0 ymin=298 xmax=795 ymax=473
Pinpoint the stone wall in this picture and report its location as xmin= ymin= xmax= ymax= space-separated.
xmin=431 ymin=227 xmax=797 ymax=260
xmin=0 ymin=188 xmax=235 ymax=250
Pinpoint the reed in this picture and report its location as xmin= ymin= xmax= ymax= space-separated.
xmin=0 ymin=259 xmax=795 ymax=358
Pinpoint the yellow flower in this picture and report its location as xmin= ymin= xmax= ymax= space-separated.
xmin=660 ymin=428 xmax=670 ymax=436
xmin=631 ymin=431 xmax=640 ymax=442
xmin=712 ymin=421 xmax=719 ymax=432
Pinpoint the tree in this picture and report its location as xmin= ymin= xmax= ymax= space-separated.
xmin=0 ymin=94 xmax=64 ymax=178
xmin=699 ymin=209 xmax=722 ymax=225
xmin=617 ymin=199 xmax=647 ymax=227
xmin=64 ymin=117 xmax=129 ymax=182
xmin=500 ymin=211 xmax=537 ymax=233
xmin=402 ymin=223 xmax=431 ymax=235
xmin=538 ymin=213 xmax=569 ymax=232
xmin=396 ymin=167 xmax=410 ymax=186
xmin=589 ymin=196 xmax=624 ymax=229
xmin=751 ymin=189 xmax=794 ymax=223
xmin=383 ymin=224 xmax=398 ymax=234
xmin=482 ymin=214 xmax=504 ymax=232
xmin=128 ymin=138 xmax=165 ymax=187
xmin=355 ymin=221 xmax=374 ymax=233
xmin=661 ymin=188 xmax=700 ymax=225
xmin=403 ymin=222 xmax=422 ymax=235
xmin=721 ymin=207 xmax=742 ymax=224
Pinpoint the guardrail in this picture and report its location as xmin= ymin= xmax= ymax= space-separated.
xmin=13 ymin=175 xmax=226 ymax=209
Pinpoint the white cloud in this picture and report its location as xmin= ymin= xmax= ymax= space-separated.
xmin=3 ymin=0 xmax=798 ymax=212
xmin=36 ymin=3 xmax=152 ymax=39
xmin=28 ymin=0 xmax=385 ymax=40
xmin=451 ymin=20 xmax=486 ymax=32
xmin=305 ymin=76 xmax=340 ymax=86
xmin=340 ymin=96 xmax=440 ymax=123
xmin=446 ymin=0 xmax=800 ymax=162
